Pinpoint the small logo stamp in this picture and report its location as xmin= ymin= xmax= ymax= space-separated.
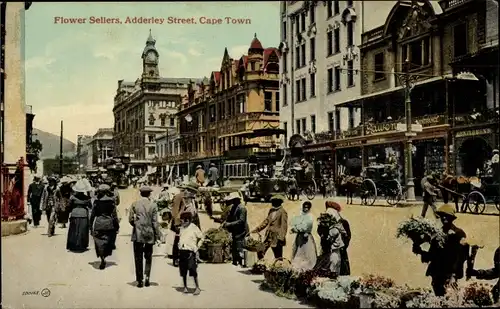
xmin=22 ymin=288 xmax=50 ymax=297
xmin=40 ymin=288 xmax=51 ymax=297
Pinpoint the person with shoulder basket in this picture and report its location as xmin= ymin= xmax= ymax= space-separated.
xmin=129 ymin=186 xmax=162 ymax=288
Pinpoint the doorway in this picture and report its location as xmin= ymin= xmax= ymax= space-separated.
xmin=457 ymin=137 xmax=492 ymax=176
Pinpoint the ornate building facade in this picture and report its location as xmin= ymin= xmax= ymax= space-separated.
xmin=112 ymin=32 xmax=200 ymax=175
xmin=171 ymin=35 xmax=282 ymax=179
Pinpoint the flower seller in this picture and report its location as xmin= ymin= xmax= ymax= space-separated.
xmin=220 ymin=192 xmax=248 ymax=267
xmin=251 ymin=194 xmax=288 ymax=260
xmin=178 ymin=211 xmax=204 ymax=295
xmin=412 ymin=204 xmax=468 ymax=296
xmin=314 ymin=201 xmax=348 ymax=279
xmin=326 ymin=201 xmax=351 ymax=275
xmin=290 ymin=201 xmax=317 ymax=271
xmin=468 ymin=246 xmax=500 ymax=304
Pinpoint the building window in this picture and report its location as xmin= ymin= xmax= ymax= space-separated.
xmin=346 ymin=0 xmax=353 ymax=7
xmin=301 ymin=43 xmax=306 ymax=67
xmin=453 ymin=23 xmax=467 ymax=58
xmin=282 ymin=51 xmax=288 ymax=72
xmin=348 ymin=107 xmax=354 ymax=129
xmin=250 ymin=62 xmax=255 ymax=71
xmin=301 ymin=11 xmax=306 ymax=32
xmin=295 ymin=46 xmax=300 ymax=67
xmin=264 ymin=92 xmax=272 ymax=111
xmin=347 ymin=60 xmax=354 ymax=87
xmin=328 ymin=68 xmax=333 ymax=92
xmin=335 ymin=109 xmax=341 ymax=131
xmin=334 ymin=28 xmax=340 ymax=53
xmin=327 ymin=31 xmax=333 ymax=56
xmin=281 ymin=21 xmax=287 ymax=41
xmin=283 ymin=86 xmax=288 ymax=106
xmin=295 ymin=15 xmax=300 ymax=35
xmin=327 ymin=1 xmax=333 ymax=18
xmin=374 ymin=52 xmax=385 ymax=80
xmin=334 ymin=67 xmax=341 ymax=91
xmin=310 ymin=115 xmax=316 ymax=133
xmin=296 ymin=80 xmax=301 ymax=103
xmin=301 ymin=78 xmax=306 ymax=101
xmin=310 ymin=38 xmax=316 ymax=61
xmin=296 ymin=119 xmax=301 ymax=134
xmin=209 ymin=105 xmax=216 ymax=122
xmin=301 ymin=118 xmax=307 ymax=133
xmin=148 ymin=146 xmax=155 ymax=155
xmin=170 ymin=117 xmax=175 ymax=127
xmin=283 ymin=122 xmax=288 ymax=143
xmin=149 ymin=118 xmax=155 ymax=126
xmin=328 ymin=112 xmax=334 ymax=132
xmin=334 ymin=0 xmax=340 ymax=15
xmin=160 ymin=118 xmax=165 ymax=126
xmin=347 ymin=21 xmax=354 ymax=46
xmin=310 ymin=5 xmax=315 ymax=24
xmin=148 ymin=135 xmax=154 ymax=143
xmin=402 ymin=37 xmax=430 ymax=69
xmin=310 ymin=73 xmax=316 ymax=97
xmin=275 ymin=92 xmax=280 ymax=112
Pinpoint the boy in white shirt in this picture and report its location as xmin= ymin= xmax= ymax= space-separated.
xmin=178 ymin=211 xmax=204 ymax=295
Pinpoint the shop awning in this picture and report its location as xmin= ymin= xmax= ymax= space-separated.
xmin=239 ymin=128 xmax=285 ymax=138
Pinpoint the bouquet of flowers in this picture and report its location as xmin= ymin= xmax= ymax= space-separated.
xmin=250 ymin=259 xmax=267 ymax=275
xmin=317 ymin=213 xmax=338 ymax=238
xmin=290 ymin=215 xmax=312 ymax=233
xmin=396 ymin=216 xmax=446 ymax=248
xmin=359 ymin=274 xmax=395 ymax=291
xmin=463 ymin=282 xmax=494 ymax=307
xmin=204 ymin=228 xmax=232 ymax=246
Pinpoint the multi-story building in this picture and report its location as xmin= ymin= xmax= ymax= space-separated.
xmin=88 ymin=128 xmax=113 ymax=169
xmin=173 ymin=35 xmax=282 ymax=179
xmin=279 ymin=0 xmax=363 ymax=173
xmin=155 ymin=127 xmax=180 ymax=181
xmin=333 ymin=0 xmax=498 ymax=197
xmin=112 ymin=31 xmax=200 ymax=176
xmin=76 ymin=135 xmax=92 ymax=172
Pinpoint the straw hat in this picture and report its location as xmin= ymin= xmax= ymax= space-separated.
xmin=224 ymin=192 xmax=241 ymax=201
xmin=60 ymin=176 xmax=73 ymax=183
xmin=139 ymin=186 xmax=153 ymax=193
xmin=436 ymin=204 xmax=456 ymax=218
xmin=98 ymin=184 xmax=111 ymax=192
xmin=270 ymin=194 xmax=285 ymax=202
xmin=73 ymin=180 xmax=88 ymax=193
xmin=184 ymin=182 xmax=199 ymax=192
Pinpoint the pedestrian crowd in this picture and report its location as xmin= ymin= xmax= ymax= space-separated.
xmin=26 ymin=173 xmax=499 ymax=302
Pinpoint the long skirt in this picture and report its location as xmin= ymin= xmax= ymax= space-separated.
xmin=57 ymin=209 xmax=70 ymax=224
xmin=93 ymin=230 xmax=116 ymax=258
xmin=291 ymin=233 xmax=317 ymax=271
xmin=66 ymin=217 xmax=89 ymax=252
xmin=339 ymin=248 xmax=351 ymax=275
xmin=314 ymin=249 xmax=341 ymax=276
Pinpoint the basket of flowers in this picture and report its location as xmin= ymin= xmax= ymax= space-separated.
xmin=463 ymin=282 xmax=494 ymax=307
xmin=263 ymin=258 xmax=294 ymax=294
xmin=250 ymin=259 xmax=267 ymax=275
xmin=396 ymin=216 xmax=446 ymax=247
xmin=245 ymin=233 xmax=265 ymax=252
xmin=311 ymin=277 xmax=363 ymax=309
xmin=203 ymin=228 xmax=232 ymax=263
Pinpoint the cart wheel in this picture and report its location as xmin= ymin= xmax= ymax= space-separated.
xmin=495 ymin=198 xmax=500 ymax=212
xmin=385 ymin=179 xmax=403 ymax=206
xmin=304 ymin=185 xmax=316 ymax=200
xmin=361 ymin=179 xmax=377 ymax=206
xmin=467 ymin=191 xmax=486 ymax=214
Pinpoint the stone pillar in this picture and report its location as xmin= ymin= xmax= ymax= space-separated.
xmin=4 ymin=3 xmax=29 ymax=216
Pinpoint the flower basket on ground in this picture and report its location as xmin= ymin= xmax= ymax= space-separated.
xmin=396 ymin=216 xmax=446 ymax=247
xmin=263 ymin=258 xmax=294 ymax=297
xmin=245 ymin=233 xmax=265 ymax=252
xmin=310 ymin=277 xmax=363 ymax=309
xmin=463 ymin=282 xmax=494 ymax=307
xmin=201 ymin=228 xmax=231 ymax=263
xmin=250 ymin=259 xmax=267 ymax=275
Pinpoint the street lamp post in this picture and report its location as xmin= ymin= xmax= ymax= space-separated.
xmin=396 ymin=60 xmax=420 ymax=202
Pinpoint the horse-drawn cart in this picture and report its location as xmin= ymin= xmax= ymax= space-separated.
xmin=465 ymin=176 xmax=500 ymax=213
xmin=361 ymin=165 xmax=403 ymax=206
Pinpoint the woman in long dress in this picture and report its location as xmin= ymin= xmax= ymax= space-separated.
xmin=66 ymin=180 xmax=91 ymax=252
xmin=56 ymin=177 xmax=74 ymax=228
xmin=90 ymin=184 xmax=120 ymax=269
xmin=291 ymin=201 xmax=317 ymax=271
xmin=314 ymin=201 xmax=347 ymax=278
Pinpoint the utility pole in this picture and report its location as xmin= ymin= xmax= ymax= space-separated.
xmin=59 ymin=120 xmax=63 ymax=176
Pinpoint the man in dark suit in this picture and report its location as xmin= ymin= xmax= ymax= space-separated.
xmin=27 ymin=176 xmax=44 ymax=227
xmin=129 ymin=186 xmax=162 ymax=288
xmin=220 ymin=192 xmax=248 ymax=266
xmin=252 ymin=194 xmax=288 ymax=260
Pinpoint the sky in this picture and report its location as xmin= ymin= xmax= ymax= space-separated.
xmin=25 ymin=2 xmax=280 ymax=143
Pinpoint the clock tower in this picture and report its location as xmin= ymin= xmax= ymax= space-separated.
xmin=142 ymin=30 xmax=159 ymax=78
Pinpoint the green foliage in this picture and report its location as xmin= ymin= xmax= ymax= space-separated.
xmin=26 ymin=139 xmax=43 ymax=172
xmin=43 ymin=155 xmax=78 ymax=176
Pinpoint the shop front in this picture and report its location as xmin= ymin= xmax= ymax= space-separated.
xmin=303 ymin=142 xmax=335 ymax=179
xmin=333 ymin=140 xmax=363 ymax=177
xmin=452 ymin=127 xmax=498 ymax=177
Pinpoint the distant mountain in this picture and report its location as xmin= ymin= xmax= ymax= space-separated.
xmin=33 ymin=128 xmax=76 ymax=159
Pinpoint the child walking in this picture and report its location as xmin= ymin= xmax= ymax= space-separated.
xmin=178 ymin=211 xmax=204 ymax=295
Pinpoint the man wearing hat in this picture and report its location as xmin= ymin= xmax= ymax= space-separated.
xmin=41 ymin=177 xmax=58 ymax=236
xmin=219 ymin=192 xmax=248 ymax=266
xmin=420 ymin=173 xmax=439 ymax=218
xmin=195 ymin=165 xmax=205 ymax=187
xmin=28 ymin=176 xmax=45 ymax=227
xmin=413 ymin=204 xmax=468 ymax=297
xmin=207 ymin=163 xmax=219 ymax=187
xmin=104 ymin=177 xmax=120 ymax=207
xmin=129 ymin=186 xmax=162 ymax=288
xmin=251 ymin=194 xmax=288 ymax=260
xmin=170 ymin=182 xmax=200 ymax=266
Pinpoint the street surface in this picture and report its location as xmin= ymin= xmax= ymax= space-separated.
xmin=2 ymin=187 xmax=498 ymax=308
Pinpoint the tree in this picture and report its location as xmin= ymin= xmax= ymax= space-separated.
xmin=26 ymin=139 xmax=43 ymax=173
xmin=42 ymin=155 xmax=78 ymax=176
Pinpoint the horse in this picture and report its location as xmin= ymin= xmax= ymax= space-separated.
xmin=439 ymin=173 xmax=480 ymax=212
xmin=337 ymin=174 xmax=364 ymax=205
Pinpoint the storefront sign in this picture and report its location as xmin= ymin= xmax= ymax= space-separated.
xmin=455 ymin=128 xmax=493 ymax=138
xmin=335 ymin=140 xmax=363 ymax=148
xmin=365 ymin=122 xmax=398 ymax=136
xmin=304 ymin=145 xmax=332 ymax=153
xmin=417 ymin=114 xmax=446 ymax=127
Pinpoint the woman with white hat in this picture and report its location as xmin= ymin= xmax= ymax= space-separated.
xmin=66 ymin=180 xmax=92 ymax=252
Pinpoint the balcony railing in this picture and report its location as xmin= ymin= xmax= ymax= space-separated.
xmin=453 ymin=109 xmax=499 ymax=127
